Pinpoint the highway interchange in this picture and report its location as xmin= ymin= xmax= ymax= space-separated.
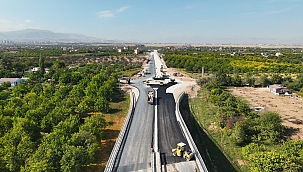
xmin=114 ymin=52 xmax=195 ymax=171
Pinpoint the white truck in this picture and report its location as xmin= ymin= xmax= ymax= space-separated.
xmin=147 ymin=91 xmax=154 ymax=105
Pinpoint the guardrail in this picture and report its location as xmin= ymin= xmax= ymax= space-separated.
xmin=175 ymin=92 xmax=208 ymax=172
xmin=104 ymin=91 xmax=136 ymax=172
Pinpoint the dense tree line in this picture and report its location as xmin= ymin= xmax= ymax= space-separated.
xmin=163 ymin=53 xmax=303 ymax=74
xmin=0 ymin=56 xmax=142 ymax=80
xmin=0 ymin=61 xmax=131 ymax=171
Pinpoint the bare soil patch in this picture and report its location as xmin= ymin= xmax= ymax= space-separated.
xmin=166 ymin=67 xmax=200 ymax=98
xmin=229 ymin=87 xmax=303 ymax=140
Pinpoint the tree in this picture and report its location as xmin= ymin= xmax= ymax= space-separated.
xmin=255 ymin=112 xmax=284 ymax=144
xmin=197 ymin=77 xmax=211 ymax=86
xmin=95 ymin=97 xmax=109 ymax=113
xmin=53 ymin=115 xmax=80 ymax=137
xmin=12 ymin=83 xmax=29 ymax=98
xmin=2 ymin=81 xmax=11 ymax=88
xmin=0 ymin=90 xmax=10 ymax=100
xmin=70 ymin=72 xmax=83 ymax=85
xmin=242 ymin=142 xmax=303 ymax=172
xmin=0 ymin=118 xmax=38 ymax=171
xmin=230 ymin=121 xmax=247 ymax=146
xmin=41 ymin=106 xmax=72 ymax=132
xmin=214 ymin=70 xmax=232 ymax=86
xmin=59 ymin=72 xmax=72 ymax=85
xmin=70 ymin=130 xmax=98 ymax=162
xmin=53 ymin=85 xmax=72 ymax=102
xmin=60 ymin=146 xmax=89 ymax=172
xmin=25 ymin=108 xmax=48 ymax=126
xmin=52 ymin=60 xmax=65 ymax=69
xmin=244 ymin=73 xmax=255 ymax=87
xmin=0 ymin=114 xmax=13 ymax=137
xmin=80 ymin=114 xmax=106 ymax=140
xmin=236 ymin=99 xmax=251 ymax=115
xmin=259 ymin=74 xmax=271 ymax=87
xmin=300 ymin=87 xmax=303 ymax=97
xmin=22 ymin=134 xmax=65 ymax=171
xmin=43 ymin=83 xmax=56 ymax=98
xmin=1 ymin=132 xmax=36 ymax=171
xmin=76 ymin=99 xmax=91 ymax=115
xmin=270 ymin=73 xmax=283 ymax=84
xmin=69 ymin=85 xmax=85 ymax=100
xmin=38 ymin=56 xmax=45 ymax=76
xmin=231 ymin=74 xmax=242 ymax=86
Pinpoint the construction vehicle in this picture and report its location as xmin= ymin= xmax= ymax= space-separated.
xmin=147 ymin=90 xmax=154 ymax=105
xmin=172 ymin=142 xmax=194 ymax=161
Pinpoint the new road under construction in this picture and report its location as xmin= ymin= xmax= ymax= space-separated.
xmin=105 ymin=51 xmax=208 ymax=172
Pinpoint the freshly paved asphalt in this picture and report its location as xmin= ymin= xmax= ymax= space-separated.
xmin=115 ymin=53 xmax=188 ymax=171
xmin=153 ymin=83 xmax=188 ymax=165
xmin=115 ymin=55 xmax=155 ymax=172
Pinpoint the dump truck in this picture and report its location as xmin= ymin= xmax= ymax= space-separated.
xmin=172 ymin=142 xmax=194 ymax=161
xmin=147 ymin=90 xmax=154 ymax=105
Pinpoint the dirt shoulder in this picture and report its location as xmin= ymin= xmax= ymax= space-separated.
xmin=165 ymin=67 xmax=200 ymax=99
xmin=229 ymin=87 xmax=303 ymax=140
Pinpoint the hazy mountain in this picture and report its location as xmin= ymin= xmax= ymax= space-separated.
xmin=0 ymin=29 xmax=107 ymax=43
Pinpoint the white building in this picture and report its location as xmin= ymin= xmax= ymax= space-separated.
xmin=0 ymin=78 xmax=22 ymax=87
xmin=134 ymin=49 xmax=138 ymax=54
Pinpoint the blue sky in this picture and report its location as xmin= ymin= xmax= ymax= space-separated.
xmin=0 ymin=0 xmax=302 ymax=44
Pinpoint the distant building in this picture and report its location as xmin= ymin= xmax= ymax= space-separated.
xmin=25 ymin=67 xmax=49 ymax=73
xmin=0 ymin=78 xmax=22 ymax=87
xmin=261 ymin=52 xmax=268 ymax=57
xmin=275 ymin=52 xmax=283 ymax=57
xmin=269 ymin=84 xmax=291 ymax=95
xmin=32 ymin=67 xmax=40 ymax=72
xmin=134 ymin=48 xmax=139 ymax=54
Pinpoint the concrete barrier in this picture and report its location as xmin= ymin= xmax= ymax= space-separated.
xmin=104 ymin=91 xmax=136 ymax=172
xmin=175 ymin=92 xmax=208 ymax=172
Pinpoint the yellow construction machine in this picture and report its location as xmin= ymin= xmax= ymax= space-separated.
xmin=172 ymin=142 xmax=194 ymax=161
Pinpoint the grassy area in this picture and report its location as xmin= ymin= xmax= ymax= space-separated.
xmin=123 ymin=67 xmax=141 ymax=77
xmin=183 ymin=89 xmax=249 ymax=172
xmin=174 ymin=68 xmax=212 ymax=79
xmin=86 ymin=93 xmax=130 ymax=172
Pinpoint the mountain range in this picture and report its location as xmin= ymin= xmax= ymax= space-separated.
xmin=0 ymin=29 xmax=116 ymax=43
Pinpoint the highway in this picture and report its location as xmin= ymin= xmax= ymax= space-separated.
xmin=114 ymin=52 xmax=193 ymax=171
xmin=155 ymin=83 xmax=188 ymax=165
xmin=115 ymin=55 xmax=155 ymax=172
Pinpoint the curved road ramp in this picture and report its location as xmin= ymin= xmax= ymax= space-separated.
xmin=105 ymin=51 xmax=208 ymax=172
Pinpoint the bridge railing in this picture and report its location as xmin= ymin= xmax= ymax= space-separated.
xmin=175 ymin=92 xmax=208 ymax=172
xmin=104 ymin=91 xmax=136 ymax=172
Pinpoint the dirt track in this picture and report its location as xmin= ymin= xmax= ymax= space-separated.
xmin=230 ymin=87 xmax=303 ymax=140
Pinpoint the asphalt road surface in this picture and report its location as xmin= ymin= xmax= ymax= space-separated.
xmin=115 ymin=53 xmax=189 ymax=171
xmin=153 ymin=83 xmax=188 ymax=165
xmin=115 ymin=55 xmax=155 ymax=172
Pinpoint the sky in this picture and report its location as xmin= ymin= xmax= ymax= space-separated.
xmin=0 ymin=0 xmax=303 ymax=44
